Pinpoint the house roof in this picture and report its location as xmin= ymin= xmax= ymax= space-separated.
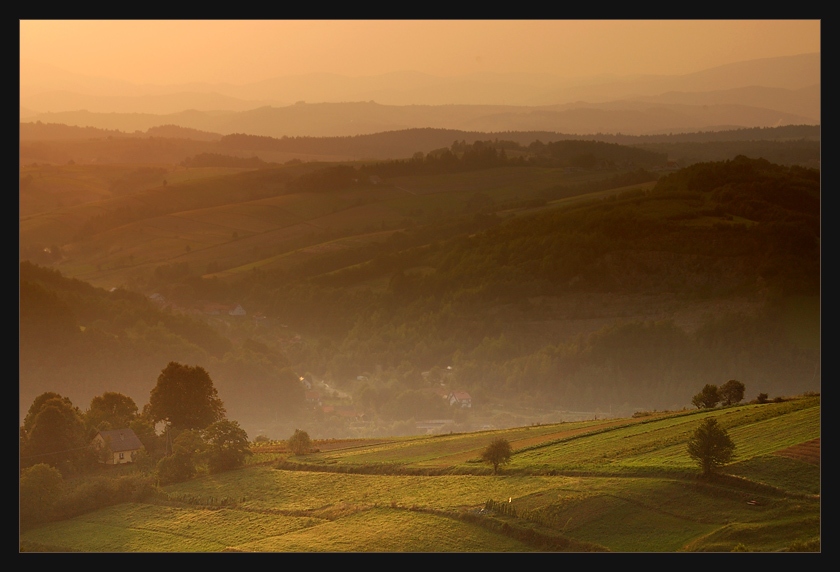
xmin=96 ymin=429 xmax=144 ymax=452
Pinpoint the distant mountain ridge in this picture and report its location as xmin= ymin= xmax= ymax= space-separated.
xmin=20 ymin=54 xmax=819 ymax=136
xmin=23 ymin=99 xmax=817 ymax=139
xmin=22 ymin=53 xmax=819 ymax=108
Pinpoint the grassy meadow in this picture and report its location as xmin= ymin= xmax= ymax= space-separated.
xmin=20 ymin=397 xmax=820 ymax=552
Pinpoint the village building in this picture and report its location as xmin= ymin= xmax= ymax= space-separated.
xmin=92 ymin=428 xmax=144 ymax=465
xmin=448 ymin=391 xmax=472 ymax=408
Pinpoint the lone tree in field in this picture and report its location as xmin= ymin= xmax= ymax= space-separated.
xmin=481 ymin=437 xmax=513 ymax=474
xmin=288 ymin=429 xmax=312 ymax=455
xmin=687 ymin=418 xmax=735 ymax=476
xmin=719 ymin=379 xmax=746 ymax=406
xmin=148 ymin=362 xmax=226 ymax=431
xmin=691 ymin=384 xmax=720 ymax=409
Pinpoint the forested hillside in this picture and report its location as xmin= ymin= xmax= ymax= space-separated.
xmin=19 ymin=262 xmax=303 ymax=429
xmin=235 ymin=156 xmax=819 ymax=419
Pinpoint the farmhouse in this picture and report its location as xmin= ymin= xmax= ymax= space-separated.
xmin=448 ymin=391 xmax=472 ymax=408
xmin=92 ymin=428 xmax=144 ymax=465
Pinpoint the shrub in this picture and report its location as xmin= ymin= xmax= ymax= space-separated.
xmin=156 ymin=451 xmax=196 ymax=485
xmin=20 ymin=464 xmax=63 ymax=525
xmin=288 ymin=429 xmax=312 ymax=456
xmin=787 ymin=538 xmax=820 ymax=552
xmin=53 ymin=473 xmax=155 ymax=521
xmin=204 ymin=420 xmax=251 ymax=473
xmin=481 ymin=438 xmax=513 ymax=474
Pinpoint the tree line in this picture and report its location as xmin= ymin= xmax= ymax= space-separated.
xmin=19 ymin=362 xmax=253 ymax=526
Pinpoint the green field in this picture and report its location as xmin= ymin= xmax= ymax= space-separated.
xmin=20 ymin=397 xmax=820 ymax=552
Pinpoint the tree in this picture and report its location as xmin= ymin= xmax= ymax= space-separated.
xmin=156 ymin=450 xmax=196 ymax=485
xmin=20 ymin=463 xmax=64 ymax=526
xmin=21 ymin=396 xmax=88 ymax=474
xmin=687 ymin=418 xmax=735 ymax=476
xmin=481 ymin=438 xmax=512 ymax=474
xmin=288 ymin=429 xmax=312 ymax=456
xmin=719 ymin=379 xmax=746 ymax=406
xmin=86 ymin=392 xmax=139 ymax=432
xmin=22 ymin=392 xmax=74 ymax=434
xmin=148 ymin=362 xmax=225 ymax=430
xmin=691 ymin=384 xmax=720 ymax=409
xmin=204 ymin=420 xmax=251 ymax=473
xmin=156 ymin=429 xmax=204 ymax=484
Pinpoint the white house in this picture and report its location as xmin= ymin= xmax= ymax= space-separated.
xmin=92 ymin=428 xmax=144 ymax=465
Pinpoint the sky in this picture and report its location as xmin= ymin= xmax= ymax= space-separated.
xmin=20 ymin=20 xmax=820 ymax=86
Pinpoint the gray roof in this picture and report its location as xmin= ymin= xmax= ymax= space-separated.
xmin=96 ymin=429 xmax=144 ymax=452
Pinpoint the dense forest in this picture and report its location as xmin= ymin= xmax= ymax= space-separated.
xmin=20 ymin=150 xmax=820 ymax=438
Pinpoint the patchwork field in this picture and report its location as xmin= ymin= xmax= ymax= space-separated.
xmin=20 ymin=397 xmax=820 ymax=552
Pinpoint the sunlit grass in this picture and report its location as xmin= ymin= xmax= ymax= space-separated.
xmin=20 ymin=398 xmax=820 ymax=552
xmin=236 ymin=507 xmax=536 ymax=552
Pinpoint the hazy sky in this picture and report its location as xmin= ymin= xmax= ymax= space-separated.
xmin=21 ymin=20 xmax=820 ymax=86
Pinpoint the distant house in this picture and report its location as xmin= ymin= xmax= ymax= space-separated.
xmin=92 ymin=428 xmax=144 ymax=465
xmin=448 ymin=391 xmax=472 ymax=408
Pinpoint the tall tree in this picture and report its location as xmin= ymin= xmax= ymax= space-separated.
xmin=691 ymin=384 xmax=720 ymax=409
xmin=686 ymin=418 xmax=736 ymax=476
xmin=21 ymin=397 xmax=88 ymax=474
xmin=86 ymin=392 xmax=139 ymax=432
xmin=23 ymin=392 xmax=75 ymax=434
xmin=719 ymin=379 xmax=746 ymax=406
xmin=148 ymin=362 xmax=225 ymax=431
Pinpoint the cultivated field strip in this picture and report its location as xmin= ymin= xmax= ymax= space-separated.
xmin=234 ymin=507 xmax=536 ymax=552
xmin=309 ymin=419 xmax=620 ymax=466
xmin=509 ymin=399 xmax=820 ymax=471
xmin=19 ymin=503 xmax=322 ymax=552
xmin=164 ymin=467 xmax=560 ymax=512
xmin=20 ymin=398 xmax=820 ymax=552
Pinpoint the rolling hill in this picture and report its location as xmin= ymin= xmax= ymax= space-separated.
xmin=19 ymin=396 xmax=820 ymax=552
